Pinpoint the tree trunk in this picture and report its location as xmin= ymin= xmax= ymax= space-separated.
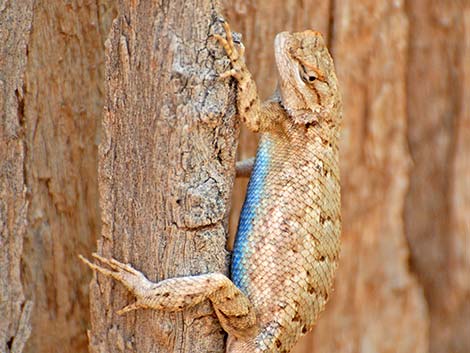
xmin=21 ymin=2 xmax=115 ymax=352
xmin=0 ymin=2 xmax=34 ymax=352
xmin=225 ymin=1 xmax=469 ymax=353
xmin=1 ymin=1 xmax=115 ymax=353
xmin=405 ymin=2 xmax=470 ymax=353
xmin=87 ymin=1 xmax=237 ymax=352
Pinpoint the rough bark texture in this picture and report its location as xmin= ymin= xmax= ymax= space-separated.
xmin=1 ymin=1 xmax=116 ymax=353
xmin=21 ymin=2 xmax=116 ymax=353
xmin=87 ymin=1 xmax=238 ymax=352
xmin=0 ymin=2 xmax=34 ymax=352
xmin=1 ymin=0 xmax=469 ymax=353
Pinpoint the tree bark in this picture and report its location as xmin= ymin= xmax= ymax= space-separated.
xmin=87 ymin=1 xmax=237 ymax=352
xmin=0 ymin=2 xmax=34 ymax=352
xmin=1 ymin=1 xmax=469 ymax=353
xmin=1 ymin=1 xmax=115 ymax=353
xmin=405 ymin=2 xmax=470 ymax=353
xmin=20 ymin=2 xmax=116 ymax=353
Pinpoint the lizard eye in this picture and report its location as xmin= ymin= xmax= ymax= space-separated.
xmin=299 ymin=64 xmax=318 ymax=84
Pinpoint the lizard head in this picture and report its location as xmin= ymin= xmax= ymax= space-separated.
xmin=274 ymin=30 xmax=341 ymax=125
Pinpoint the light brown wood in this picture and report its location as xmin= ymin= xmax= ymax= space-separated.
xmin=1 ymin=1 xmax=469 ymax=352
xmin=225 ymin=1 xmax=468 ymax=353
xmin=19 ymin=2 xmax=115 ymax=353
xmin=0 ymin=1 xmax=35 ymax=352
xmin=405 ymin=2 xmax=470 ymax=353
xmin=87 ymin=1 xmax=238 ymax=352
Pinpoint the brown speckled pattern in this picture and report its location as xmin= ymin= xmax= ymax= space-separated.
xmin=228 ymin=116 xmax=341 ymax=353
xmin=80 ymin=22 xmax=342 ymax=353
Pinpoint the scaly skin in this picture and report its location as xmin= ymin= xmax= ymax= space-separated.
xmin=80 ymin=20 xmax=342 ymax=353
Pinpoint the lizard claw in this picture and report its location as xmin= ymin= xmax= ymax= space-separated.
xmin=92 ymin=252 xmax=141 ymax=276
xmin=79 ymin=253 xmax=150 ymax=295
xmin=219 ymin=68 xmax=241 ymax=80
xmin=117 ymin=302 xmax=142 ymax=315
xmin=79 ymin=254 xmax=157 ymax=315
xmin=79 ymin=254 xmax=117 ymax=279
xmin=213 ymin=21 xmax=245 ymax=80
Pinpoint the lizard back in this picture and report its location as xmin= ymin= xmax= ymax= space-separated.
xmin=231 ymin=111 xmax=341 ymax=352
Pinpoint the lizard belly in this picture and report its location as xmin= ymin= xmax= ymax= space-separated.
xmin=231 ymin=133 xmax=340 ymax=352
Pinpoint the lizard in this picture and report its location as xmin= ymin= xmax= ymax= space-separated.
xmin=80 ymin=20 xmax=342 ymax=353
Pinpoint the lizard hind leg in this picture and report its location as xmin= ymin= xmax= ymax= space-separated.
xmin=144 ymin=273 xmax=259 ymax=339
xmin=80 ymin=254 xmax=257 ymax=339
xmin=141 ymin=273 xmax=259 ymax=339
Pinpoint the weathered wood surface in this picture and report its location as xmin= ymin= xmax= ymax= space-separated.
xmin=0 ymin=1 xmax=34 ymax=352
xmin=405 ymin=2 xmax=470 ymax=352
xmin=1 ymin=1 xmax=115 ymax=352
xmin=87 ymin=1 xmax=238 ymax=352
xmin=20 ymin=2 xmax=115 ymax=353
xmin=1 ymin=0 xmax=469 ymax=352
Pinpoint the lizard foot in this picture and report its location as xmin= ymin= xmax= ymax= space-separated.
xmin=213 ymin=20 xmax=245 ymax=80
xmin=79 ymin=253 xmax=153 ymax=313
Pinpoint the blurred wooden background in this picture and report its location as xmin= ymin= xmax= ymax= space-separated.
xmin=225 ymin=1 xmax=469 ymax=352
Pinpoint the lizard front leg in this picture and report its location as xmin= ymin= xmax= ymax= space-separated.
xmin=214 ymin=21 xmax=280 ymax=133
xmin=79 ymin=254 xmax=257 ymax=339
xmin=235 ymin=157 xmax=255 ymax=177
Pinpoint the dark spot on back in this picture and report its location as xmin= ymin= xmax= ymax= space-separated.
xmin=291 ymin=243 xmax=298 ymax=253
xmin=292 ymin=311 xmax=302 ymax=322
xmin=280 ymin=220 xmax=290 ymax=233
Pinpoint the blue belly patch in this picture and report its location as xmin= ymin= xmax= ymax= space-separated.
xmin=231 ymin=137 xmax=272 ymax=293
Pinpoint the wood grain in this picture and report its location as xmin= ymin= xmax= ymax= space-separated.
xmin=87 ymin=1 xmax=239 ymax=352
